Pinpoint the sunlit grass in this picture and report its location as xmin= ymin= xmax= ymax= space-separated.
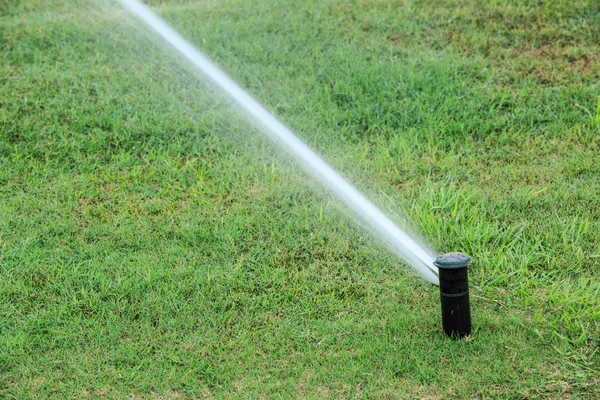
xmin=1 ymin=0 xmax=598 ymax=397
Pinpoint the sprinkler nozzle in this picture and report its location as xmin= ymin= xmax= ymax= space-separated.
xmin=434 ymin=252 xmax=472 ymax=339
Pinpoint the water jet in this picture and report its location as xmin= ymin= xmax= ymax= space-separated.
xmin=434 ymin=252 xmax=472 ymax=339
xmin=117 ymin=0 xmax=440 ymax=284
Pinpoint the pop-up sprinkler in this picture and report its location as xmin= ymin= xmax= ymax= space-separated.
xmin=434 ymin=252 xmax=472 ymax=339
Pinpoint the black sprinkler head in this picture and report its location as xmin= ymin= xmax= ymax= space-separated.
xmin=434 ymin=252 xmax=472 ymax=339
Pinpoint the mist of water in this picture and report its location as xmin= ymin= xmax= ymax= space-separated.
xmin=117 ymin=0 xmax=439 ymax=284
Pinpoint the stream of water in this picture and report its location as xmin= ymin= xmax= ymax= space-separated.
xmin=117 ymin=0 xmax=440 ymax=284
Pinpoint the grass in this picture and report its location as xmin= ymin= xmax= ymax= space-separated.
xmin=1 ymin=0 xmax=599 ymax=397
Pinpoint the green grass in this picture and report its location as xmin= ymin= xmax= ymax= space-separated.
xmin=1 ymin=0 xmax=599 ymax=397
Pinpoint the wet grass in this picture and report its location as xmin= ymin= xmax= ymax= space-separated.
xmin=1 ymin=0 xmax=599 ymax=398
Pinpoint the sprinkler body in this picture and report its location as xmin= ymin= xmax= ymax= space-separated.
xmin=434 ymin=252 xmax=471 ymax=339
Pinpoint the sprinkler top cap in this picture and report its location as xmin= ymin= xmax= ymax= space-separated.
xmin=434 ymin=252 xmax=471 ymax=270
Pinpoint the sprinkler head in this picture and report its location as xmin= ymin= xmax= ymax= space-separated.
xmin=434 ymin=252 xmax=472 ymax=339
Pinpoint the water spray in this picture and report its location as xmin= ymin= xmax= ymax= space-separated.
xmin=434 ymin=252 xmax=472 ymax=338
xmin=117 ymin=0 xmax=439 ymax=284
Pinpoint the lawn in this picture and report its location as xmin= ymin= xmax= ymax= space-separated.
xmin=1 ymin=0 xmax=599 ymax=397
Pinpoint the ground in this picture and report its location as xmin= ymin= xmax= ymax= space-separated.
xmin=1 ymin=0 xmax=599 ymax=398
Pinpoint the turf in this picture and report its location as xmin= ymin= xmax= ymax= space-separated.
xmin=1 ymin=0 xmax=599 ymax=397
